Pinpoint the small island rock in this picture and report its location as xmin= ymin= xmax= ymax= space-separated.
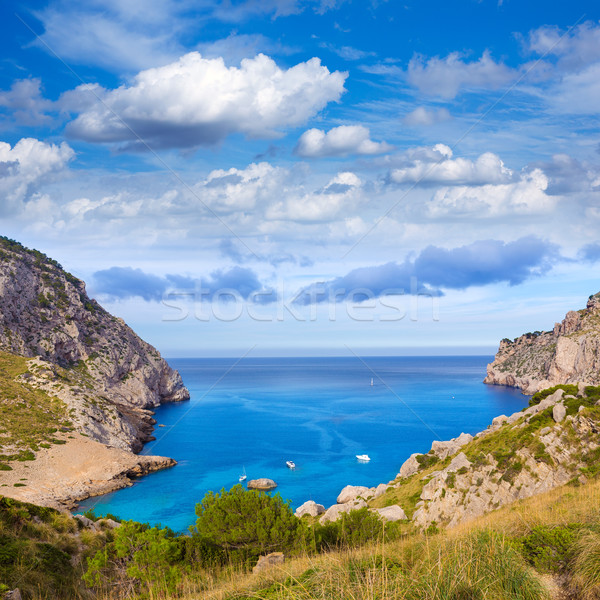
xmin=247 ymin=478 xmax=277 ymax=491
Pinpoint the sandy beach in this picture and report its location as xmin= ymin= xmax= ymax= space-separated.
xmin=0 ymin=433 xmax=175 ymax=510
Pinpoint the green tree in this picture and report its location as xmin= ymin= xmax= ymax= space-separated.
xmin=194 ymin=485 xmax=303 ymax=561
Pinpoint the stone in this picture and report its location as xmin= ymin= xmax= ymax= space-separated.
xmin=337 ymin=485 xmax=369 ymax=504
xmin=491 ymin=415 xmax=508 ymax=428
xmin=372 ymin=483 xmax=388 ymax=499
xmin=372 ymin=505 xmax=407 ymax=522
xmin=539 ymin=426 xmax=552 ymax=436
xmin=578 ymin=382 xmax=587 ymax=397
xmin=447 ymin=452 xmax=471 ymax=472
xmin=3 ymin=591 xmax=22 ymax=600
xmin=247 ymin=478 xmax=277 ymax=490
xmin=553 ymin=404 xmax=567 ymax=423
xmin=253 ymin=552 xmax=284 ymax=574
xmin=399 ymin=453 xmax=422 ymax=478
xmin=74 ymin=514 xmax=96 ymax=529
xmin=430 ymin=433 xmax=473 ymax=459
xmin=319 ymin=500 xmax=366 ymax=524
xmin=97 ymin=518 xmax=121 ymax=529
xmin=295 ymin=500 xmax=325 ymax=518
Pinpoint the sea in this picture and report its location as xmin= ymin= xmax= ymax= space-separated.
xmin=77 ymin=356 xmax=527 ymax=532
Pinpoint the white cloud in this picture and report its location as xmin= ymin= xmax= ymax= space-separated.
xmin=546 ymin=62 xmax=600 ymax=115
xmin=0 ymin=79 xmax=54 ymax=126
xmin=426 ymin=169 xmax=555 ymax=218
xmin=36 ymin=0 xmax=185 ymax=72
xmin=295 ymin=125 xmax=391 ymax=158
xmin=66 ymin=52 xmax=347 ymax=150
xmin=407 ymin=51 xmax=516 ymax=99
xmin=0 ymin=138 xmax=74 ymax=213
xmin=266 ymin=171 xmax=362 ymax=222
xmin=527 ymin=21 xmax=600 ymax=70
xmin=388 ymin=144 xmax=513 ymax=186
xmin=403 ymin=106 xmax=451 ymax=127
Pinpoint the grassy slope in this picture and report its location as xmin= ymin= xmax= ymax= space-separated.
xmin=0 ymin=350 xmax=72 ymax=470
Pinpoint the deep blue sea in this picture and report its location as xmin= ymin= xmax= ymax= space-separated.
xmin=77 ymin=356 xmax=526 ymax=531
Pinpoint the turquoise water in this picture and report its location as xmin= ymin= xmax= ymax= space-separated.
xmin=77 ymin=356 xmax=526 ymax=531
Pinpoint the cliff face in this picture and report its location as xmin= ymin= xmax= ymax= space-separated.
xmin=0 ymin=237 xmax=189 ymax=451
xmin=484 ymin=293 xmax=600 ymax=394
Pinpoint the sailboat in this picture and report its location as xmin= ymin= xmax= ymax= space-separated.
xmin=370 ymin=378 xmax=374 ymax=387
xmin=239 ymin=467 xmax=247 ymax=482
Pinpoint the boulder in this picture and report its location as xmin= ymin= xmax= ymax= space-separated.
xmin=3 ymin=591 xmax=22 ymax=600
xmin=295 ymin=500 xmax=325 ymax=518
xmin=247 ymin=478 xmax=277 ymax=491
xmin=491 ymin=415 xmax=508 ymax=428
xmin=372 ymin=505 xmax=407 ymax=522
xmin=96 ymin=518 xmax=121 ymax=530
xmin=372 ymin=483 xmax=388 ymax=499
xmin=430 ymin=433 xmax=473 ymax=459
xmin=319 ymin=499 xmax=366 ymax=524
xmin=74 ymin=514 xmax=96 ymax=529
xmin=447 ymin=452 xmax=471 ymax=472
xmin=553 ymin=403 xmax=567 ymax=423
xmin=399 ymin=453 xmax=422 ymax=478
xmin=337 ymin=485 xmax=369 ymax=504
xmin=252 ymin=552 xmax=284 ymax=574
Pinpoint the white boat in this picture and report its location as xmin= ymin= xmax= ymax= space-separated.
xmin=370 ymin=378 xmax=374 ymax=387
xmin=239 ymin=467 xmax=247 ymax=482
xmin=286 ymin=460 xmax=296 ymax=469
xmin=356 ymin=454 xmax=371 ymax=462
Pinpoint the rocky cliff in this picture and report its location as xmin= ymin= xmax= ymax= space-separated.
xmin=484 ymin=292 xmax=600 ymax=394
xmin=0 ymin=236 xmax=189 ymax=452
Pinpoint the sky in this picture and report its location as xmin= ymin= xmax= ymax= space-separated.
xmin=1 ymin=0 xmax=599 ymax=357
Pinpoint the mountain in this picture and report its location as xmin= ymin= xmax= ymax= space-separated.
xmin=0 ymin=236 xmax=189 ymax=452
xmin=484 ymin=292 xmax=600 ymax=394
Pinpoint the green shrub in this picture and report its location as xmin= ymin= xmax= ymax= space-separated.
xmin=516 ymin=525 xmax=579 ymax=573
xmin=529 ymin=385 xmax=578 ymax=407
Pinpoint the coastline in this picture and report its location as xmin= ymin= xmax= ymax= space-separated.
xmin=0 ymin=433 xmax=175 ymax=511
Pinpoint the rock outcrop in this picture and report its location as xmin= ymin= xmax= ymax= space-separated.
xmin=247 ymin=478 xmax=277 ymax=490
xmin=0 ymin=237 xmax=189 ymax=452
xmin=484 ymin=292 xmax=600 ymax=394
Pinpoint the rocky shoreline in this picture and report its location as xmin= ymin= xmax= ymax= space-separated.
xmin=297 ymin=383 xmax=600 ymax=530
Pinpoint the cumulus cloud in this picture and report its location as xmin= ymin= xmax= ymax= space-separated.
xmin=65 ymin=52 xmax=347 ymax=150
xmin=295 ymin=125 xmax=391 ymax=158
xmin=0 ymin=79 xmax=54 ymax=126
xmin=297 ymin=236 xmax=560 ymax=302
xmin=266 ymin=171 xmax=362 ymax=221
xmin=531 ymin=154 xmax=600 ymax=195
xmin=0 ymin=138 xmax=74 ymax=213
xmin=403 ymin=106 xmax=451 ymax=127
xmin=92 ymin=265 xmax=272 ymax=302
xmin=388 ymin=144 xmax=513 ymax=186
xmin=426 ymin=169 xmax=554 ymax=218
xmin=407 ymin=51 xmax=516 ymax=99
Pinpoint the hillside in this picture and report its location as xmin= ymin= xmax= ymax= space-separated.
xmin=0 ymin=236 xmax=189 ymax=452
xmin=485 ymin=292 xmax=600 ymax=394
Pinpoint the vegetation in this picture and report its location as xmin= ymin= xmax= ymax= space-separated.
xmin=0 ymin=351 xmax=71 ymax=462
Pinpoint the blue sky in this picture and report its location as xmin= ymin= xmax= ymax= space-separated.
xmin=1 ymin=0 xmax=599 ymax=356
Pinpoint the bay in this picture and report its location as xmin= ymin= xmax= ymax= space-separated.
xmin=77 ymin=356 xmax=526 ymax=531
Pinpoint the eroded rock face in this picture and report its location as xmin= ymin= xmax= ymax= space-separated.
xmin=484 ymin=293 xmax=600 ymax=394
xmin=0 ymin=238 xmax=189 ymax=452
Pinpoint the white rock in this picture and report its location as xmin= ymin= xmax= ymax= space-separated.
xmin=491 ymin=415 xmax=508 ymax=428
xmin=337 ymin=485 xmax=370 ymax=504
xmin=319 ymin=500 xmax=366 ymax=524
xmin=447 ymin=452 xmax=471 ymax=472
xmin=372 ymin=505 xmax=407 ymax=522
xmin=372 ymin=483 xmax=388 ymax=499
xmin=295 ymin=500 xmax=325 ymax=518
xmin=553 ymin=403 xmax=567 ymax=423
xmin=399 ymin=453 xmax=422 ymax=478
